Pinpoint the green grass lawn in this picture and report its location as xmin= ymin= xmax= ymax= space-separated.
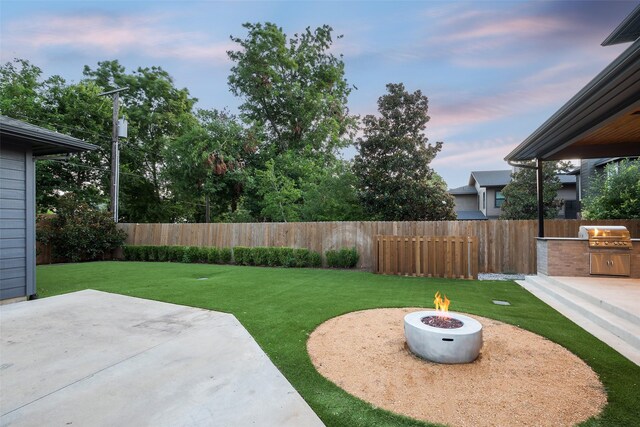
xmin=37 ymin=262 xmax=640 ymax=427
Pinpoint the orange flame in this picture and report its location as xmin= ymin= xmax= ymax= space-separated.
xmin=433 ymin=291 xmax=451 ymax=317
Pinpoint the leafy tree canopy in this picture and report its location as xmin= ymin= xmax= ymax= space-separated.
xmin=228 ymin=22 xmax=356 ymax=158
xmin=582 ymin=159 xmax=640 ymax=219
xmin=83 ymin=60 xmax=198 ymax=222
xmin=1 ymin=59 xmax=112 ymax=211
xmin=353 ymin=83 xmax=455 ymax=221
xmin=163 ymin=109 xmax=252 ymax=222
xmin=227 ymin=22 xmax=362 ymax=221
xmin=500 ymin=161 xmax=571 ymax=220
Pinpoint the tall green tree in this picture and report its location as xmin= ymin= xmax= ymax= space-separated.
xmin=83 ymin=60 xmax=197 ymax=222
xmin=0 ymin=59 xmax=46 ymax=119
xmin=353 ymin=83 xmax=455 ymax=221
xmin=500 ymin=161 xmax=570 ymax=219
xmin=253 ymin=159 xmax=302 ymax=222
xmin=1 ymin=59 xmax=112 ymax=211
xmin=228 ymin=22 xmax=356 ymax=158
xmin=299 ymin=160 xmax=364 ymax=221
xmin=581 ymin=159 xmax=640 ymax=219
xmin=227 ymin=23 xmax=362 ymax=221
xmin=164 ymin=110 xmax=252 ymax=222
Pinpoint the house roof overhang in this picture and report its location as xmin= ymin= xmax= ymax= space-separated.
xmin=504 ymin=38 xmax=640 ymax=162
xmin=469 ymin=170 xmax=512 ymax=187
xmin=0 ymin=115 xmax=97 ymax=156
xmin=602 ymin=4 xmax=640 ymax=46
xmin=448 ymin=185 xmax=477 ymax=195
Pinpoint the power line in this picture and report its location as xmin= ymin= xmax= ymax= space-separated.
xmin=40 ymin=159 xmax=207 ymax=208
xmin=8 ymin=113 xmax=177 ymax=159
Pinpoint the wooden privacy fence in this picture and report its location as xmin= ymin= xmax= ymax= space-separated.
xmin=374 ymin=236 xmax=478 ymax=279
xmin=118 ymin=219 xmax=640 ymax=274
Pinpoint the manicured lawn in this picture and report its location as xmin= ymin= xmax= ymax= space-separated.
xmin=38 ymin=262 xmax=640 ymax=427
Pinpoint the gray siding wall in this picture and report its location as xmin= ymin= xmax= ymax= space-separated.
xmin=579 ymin=159 xmax=598 ymax=200
xmin=452 ymin=194 xmax=477 ymax=211
xmin=0 ymin=143 xmax=32 ymax=299
xmin=485 ymin=187 xmax=504 ymax=219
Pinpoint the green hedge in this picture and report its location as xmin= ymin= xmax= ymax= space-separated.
xmin=122 ymin=245 xmax=318 ymax=268
xmin=325 ymin=247 xmax=359 ymax=268
xmin=232 ymin=246 xmax=321 ymax=268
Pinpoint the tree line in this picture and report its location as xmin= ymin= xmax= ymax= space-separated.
xmin=1 ymin=23 xmax=456 ymax=223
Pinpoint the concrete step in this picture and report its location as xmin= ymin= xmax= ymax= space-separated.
xmin=523 ymin=275 xmax=640 ymax=350
xmin=518 ymin=276 xmax=640 ymax=366
xmin=540 ymin=275 xmax=640 ymax=326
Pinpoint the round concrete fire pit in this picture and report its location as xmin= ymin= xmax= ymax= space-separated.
xmin=404 ymin=310 xmax=483 ymax=364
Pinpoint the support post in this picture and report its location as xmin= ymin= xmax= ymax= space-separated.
xmin=536 ymin=158 xmax=544 ymax=238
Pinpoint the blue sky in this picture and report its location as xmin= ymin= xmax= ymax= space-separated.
xmin=1 ymin=0 xmax=636 ymax=188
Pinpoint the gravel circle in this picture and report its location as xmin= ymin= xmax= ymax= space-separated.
xmin=308 ymin=308 xmax=606 ymax=427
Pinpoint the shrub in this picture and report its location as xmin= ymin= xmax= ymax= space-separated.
xmin=233 ymin=246 xmax=252 ymax=265
xmin=124 ymin=244 xmax=319 ymax=268
xmin=192 ymin=247 xmax=208 ymax=263
xmin=157 ymin=246 xmax=169 ymax=262
xmin=252 ymin=247 xmax=270 ymax=266
xmin=326 ymin=247 xmax=359 ymax=268
xmin=582 ymin=159 xmax=640 ymax=219
xmin=292 ymin=249 xmax=310 ymax=268
xmin=146 ymin=246 xmax=157 ymax=262
xmin=278 ymin=247 xmax=295 ymax=267
xmin=308 ymin=251 xmax=322 ymax=268
xmin=36 ymin=195 xmax=127 ymax=263
xmin=134 ymin=246 xmax=146 ymax=261
xmin=167 ymin=246 xmax=183 ymax=262
xmin=206 ymin=247 xmax=219 ymax=264
xmin=218 ymin=248 xmax=232 ymax=264
xmin=181 ymin=246 xmax=198 ymax=263
xmin=123 ymin=245 xmax=140 ymax=261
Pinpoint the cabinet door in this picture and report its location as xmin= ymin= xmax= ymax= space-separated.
xmin=590 ymin=253 xmax=631 ymax=276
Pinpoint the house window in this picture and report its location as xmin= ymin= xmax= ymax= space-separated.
xmin=482 ymin=192 xmax=486 ymax=210
xmin=495 ymin=191 xmax=505 ymax=208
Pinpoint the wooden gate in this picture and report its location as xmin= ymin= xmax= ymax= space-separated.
xmin=374 ymin=235 xmax=478 ymax=279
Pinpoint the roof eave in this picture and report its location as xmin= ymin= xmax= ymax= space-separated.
xmin=0 ymin=117 xmax=98 ymax=155
xmin=505 ymin=38 xmax=640 ymax=162
xmin=602 ymin=4 xmax=640 ymax=46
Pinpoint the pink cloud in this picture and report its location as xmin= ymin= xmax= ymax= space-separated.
xmin=4 ymin=13 xmax=232 ymax=65
xmin=433 ymin=138 xmax=520 ymax=168
xmin=443 ymin=16 xmax=566 ymax=42
xmin=426 ymin=62 xmax=605 ymax=139
xmin=418 ymin=3 xmax=624 ymax=70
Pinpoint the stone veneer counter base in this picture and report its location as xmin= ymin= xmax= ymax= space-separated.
xmin=537 ymin=238 xmax=640 ymax=278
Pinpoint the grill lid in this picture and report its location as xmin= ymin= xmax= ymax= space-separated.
xmin=578 ymin=225 xmax=632 ymax=249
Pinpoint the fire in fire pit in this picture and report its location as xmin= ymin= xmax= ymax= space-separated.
xmin=421 ymin=291 xmax=464 ymax=329
xmin=404 ymin=292 xmax=483 ymax=364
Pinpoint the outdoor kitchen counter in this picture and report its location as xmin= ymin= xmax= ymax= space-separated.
xmin=537 ymin=238 xmax=640 ymax=278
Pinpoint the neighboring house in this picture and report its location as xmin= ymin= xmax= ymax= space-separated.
xmin=449 ymin=170 xmax=577 ymax=220
xmin=0 ymin=115 xmax=96 ymax=302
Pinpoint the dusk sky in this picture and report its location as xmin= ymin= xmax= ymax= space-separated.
xmin=1 ymin=0 xmax=636 ymax=188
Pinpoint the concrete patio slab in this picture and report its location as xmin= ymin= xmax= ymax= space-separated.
xmin=0 ymin=290 xmax=325 ymax=427
xmin=518 ymin=275 xmax=640 ymax=366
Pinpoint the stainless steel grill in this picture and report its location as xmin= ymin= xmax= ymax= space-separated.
xmin=578 ymin=225 xmax=632 ymax=249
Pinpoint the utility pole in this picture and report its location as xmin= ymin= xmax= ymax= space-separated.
xmin=99 ymin=87 xmax=128 ymax=222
